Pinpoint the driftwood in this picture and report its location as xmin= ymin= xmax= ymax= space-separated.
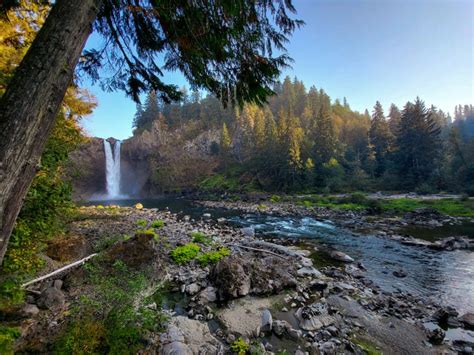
xmin=21 ymin=253 xmax=98 ymax=288
xmin=226 ymin=243 xmax=287 ymax=259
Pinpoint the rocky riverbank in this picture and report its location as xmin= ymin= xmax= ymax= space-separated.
xmin=197 ymin=199 xmax=474 ymax=252
xmin=3 ymin=205 xmax=473 ymax=354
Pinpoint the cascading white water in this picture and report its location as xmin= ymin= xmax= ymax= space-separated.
xmin=103 ymin=139 xmax=121 ymax=198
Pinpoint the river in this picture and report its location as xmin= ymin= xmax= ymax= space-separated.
xmin=85 ymin=197 xmax=474 ymax=314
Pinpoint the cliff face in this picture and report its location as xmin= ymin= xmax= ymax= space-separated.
xmin=68 ymin=121 xmax=220 ymax=200
xmin=68 ymin=137 xmax=106 ymax=200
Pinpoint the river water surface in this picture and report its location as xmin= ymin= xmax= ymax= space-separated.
xmin=86 ymin=197 xmax=474 ymax=314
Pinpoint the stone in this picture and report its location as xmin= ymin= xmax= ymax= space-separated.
xmin=185 ymin=283 xmax=200 ymax=295
xmin=217 ymin=297 xmax=272 ymax=336
xmin=261 ymin=309 xmax=273 ymax=333
xmin=295 ymin=303 xmax=335 ymax=331
xmin=22 ymin=303 xmax=40 ymax=317
xmin=240 ymin=227 xmax=255 ymax=238
xmin=427 ymin=327 xmax=445 ymax=345
xmin=211 ymin=256 xmax=251 ymax=299
xmin=160 ymin=316 xmax=220 ymax=354
xmin=202 ymin=213 xmax=211 ymax=219
xmin=37 ymin=287 xmax=65 ymax=310
xmin=330 ymin=251 xmax=354 ymax=263
xmin=272 ymin=320 xmax=292 ymax=337
xmin=217 ymin=217 xmax=226 ymax=224
xmin=320 ymin=341 xmax=336 ymax=354
xmin=459 ymin=313 xmax=474 ymax=330
xmin=196 ymin=287 xmax=217 ymax=305
xmin=297 ymin=266 xmax=322 ymax=278
xmin=53 ymin=279 xmax=63 ymax=290
xmin=393 ymin=269 xmax=407 ymax=278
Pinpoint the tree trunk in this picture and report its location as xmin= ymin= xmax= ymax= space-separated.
xmin=0 ymin=0 xmax=102 ymax=266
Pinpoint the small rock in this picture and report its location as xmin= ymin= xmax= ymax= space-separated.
xmin=261 ymin=309 xmax=273 ymax=333
xmin=393 ymin=269 xmax=407 ymax=278
xmin=217 ymin=217 xmax=226 ymax=224
xmin=196 ymin=286 xmax=217 ymax=305
xmin=240 ymin=227 xmax=255 ymax=238
xmin=320 ymin=341 xmax=336 ymax=354
xmin=202 ymin=213 xmax=211 ymax=219
xmin=427 ymin=327 xmax=445 ymax=345
xmin=22 ymin=303 xmax=40 ymax=316
xmin=53 ymin=279 xmax=63 ymax=290
xmin=297 ymin=266 xmax=322 ymax=278
xmin=330 ymin=251 xmax=354 ymax=263
xmin=185 ymin=283 xmax=200 ymax=295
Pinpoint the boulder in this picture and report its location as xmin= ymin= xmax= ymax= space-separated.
xmin=37 ymin=287 xmax=65 ymax=310
xmin=459 ymin=313 xmax=474 ymax=330
xmin=160 ymin=316 xmax=221 ymax=354
xmin=46 ymin=235 xmax=87 ymax=262
xmin=211 ymin=256 xmax=251 ymax=299
xmin=106 ymin=232 xmax=156 ymax=268
xmin=196 ymin=287 xmax=217 ymax=305
xmin=295 ymin=303 xmax=335 ymax=331
xmin=330 ymin=251 xmax=354 ymax=263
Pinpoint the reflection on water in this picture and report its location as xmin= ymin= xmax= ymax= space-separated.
xmin=84 ymin=197 xmax=474 ymax=313
xmin=397 ymin=222 xmax=474 ymax=241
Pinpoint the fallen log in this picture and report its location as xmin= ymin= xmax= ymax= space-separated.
xmin=226 ymin=243 xmax=287 ymax=259
xmin=21 ymin=253 xmax=98 ymax=288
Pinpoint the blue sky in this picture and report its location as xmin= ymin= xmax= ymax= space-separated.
xmin=81 ymin=0 xmax=473 ymax=140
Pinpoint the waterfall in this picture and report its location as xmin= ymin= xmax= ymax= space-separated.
xmin=104 ymin=139 xmax=121 ymax=198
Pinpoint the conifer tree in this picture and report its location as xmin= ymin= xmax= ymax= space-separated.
xmin=369 ymin=101 xmax=393 ymax=177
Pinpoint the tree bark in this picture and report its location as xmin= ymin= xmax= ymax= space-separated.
xmin=0 ymin=0 xmax=102 ymax=266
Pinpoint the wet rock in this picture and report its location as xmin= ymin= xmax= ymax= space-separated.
xmin=427 ymin=327 xmax=445 ymax=345
xmin=202 ymin=213 xmax=211 ymax=219
xmin=295 ymin=303 xmax=335 ymax=331
xmin=261 ymin=309 xmax=273 ymax=333
xmin=393 ymin=269 xmax=407 ymax=278
xmin=459 ymin=313 xmax=474 ymax=330
xmin=273 ymin=320 xmax=292 ymax=337
xmin=37 ymin=287 xmax=65 ymax=310
xmin=217 ymin=217 xmax=226 ymax=224
xmin=53 ymin=279 xmax=63 ymax=290
xmin=433 ymin=306 xmax=459 ymax=325
xmin=330 ymin=251 xmax=354 ymax=263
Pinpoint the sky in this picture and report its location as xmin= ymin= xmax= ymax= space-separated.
xmin=81 ymin=0 xmax=473 ymax=140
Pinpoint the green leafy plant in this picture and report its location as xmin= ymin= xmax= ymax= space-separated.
xmin=231 ymin=337 xmax=249 ymax=355
xmin=0 ymin=326 xmax=20 ymax=355
xmin=196 ymin=247 xmax=230 ymax=266
xmin=151 ymin=219 xmax=165 ymax=229
xmin=269 ymin=195 xmax=281 ymax=203
xmin=170 ymin=243 xmax=201 ymax=264
xmin=191 ymin=231 xmax=212 ymax=245
xmin=135 ymin=229 xmax=158 ymax=238
xmin=136 ymin=219 xmax=148 ymax=227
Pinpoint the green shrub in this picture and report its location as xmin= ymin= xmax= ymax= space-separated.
xmin=302 ymin=200 xmax=313 ymax=207
xmin=415 ymin=183 xmax=435 ymax=195
xmin=151 ymin=220 xmax=165 ymax=229
xmin=191 ymin=231 xmax=212 ymax=245
xmin=269 ymin=195 xmax=281 ymax=203
xmin=257 ymin=204 xmax=267 ymax=210
xmin=171 ymin=243 xmax=201 ymax=264
xmin=347 ymin=192 xmax=367 ymax=204
xmin=196 ymin=247 xmax=231 ymax=266
xmin=459 ymin=193 xmax=469 ymax=202
xmin=0 ymin=326 xmax=20 ymax=355
xmin=136 ymin=219 xmax=148 ymax=227
xmin=135 ymin=228 xmax=158 ymax=238
xmin=231 ymin=337 xmax=249 ymax=355
xmin=367 ymin=199 xmax=383 ymax=214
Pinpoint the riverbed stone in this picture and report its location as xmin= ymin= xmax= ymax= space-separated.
xmin=330 ymin=251 xmax=354 ymax=263
xmin=261 ymin=309 xmax=273 ymax=333
xmin=295 ymin=303 xmax=335 ymax=331
xmin=37 ymin=287 xmax=65 ymax=310
xmin=459 ymin=313 xmax=474 ymax=330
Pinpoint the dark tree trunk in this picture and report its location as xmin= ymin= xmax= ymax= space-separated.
xmin=0 ymin=0 xmax=102 ymax=266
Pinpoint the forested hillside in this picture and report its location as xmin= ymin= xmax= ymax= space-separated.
xmin=133 ymin=77 xmax=474 ymax=194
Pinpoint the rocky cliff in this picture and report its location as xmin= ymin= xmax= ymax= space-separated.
xmin=68 ymin=121 xmax=221 ymax=200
